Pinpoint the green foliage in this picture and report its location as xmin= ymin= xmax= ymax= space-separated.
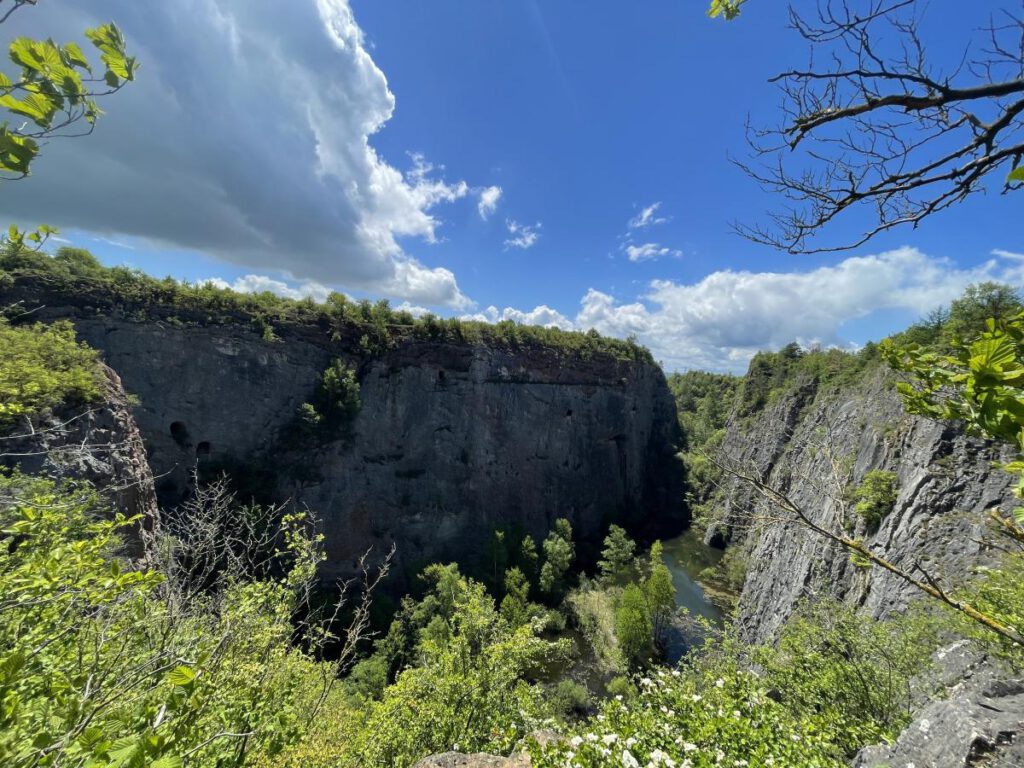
xmin=597 ymin=525 xmax=637 ymax=586
xmin=550 ymin=679 xmax=592 ymax=721
xmin=0 ymin=472 xmax=348 ymax=768
xmin=531 ymin=639 xmax=844 ymax=768
xmin=707 ymin=0 xmax=747 ymax=19
xmin=318 ymin=358 xmax=361 ymax=424
xmin=500 ymin=566 xmax=536 ymax=628
xmin=883 ymin=298 xmax=1024 ymax=512
xmin=850 ymin=470 xmax=898 ymax=528
xmin=643 ymin=557 xmax=676 ymax=648
xmin=667 ymin=370 xmax=738 ymax=451
xmin=566 ymin=586 xmax=624 ymax=676
xmin=0 ymin=317 xmax=103 ymax=428
xmin=0 ymin=250 xmax=654 ymax=364
xmin=0 ymin=20 xmax=136 ymax=179
xmin=614 ymin=584 xmax=652 ymax=667
xmin=753 ymin=600 xmax=940 ymax=756
xmin=534 ymin=600 xmax=941 ymax=768
xmin=349 ymin=564 xmax=569 ymax=766
xmin=539 ymin=518 xmax=575 ymax=600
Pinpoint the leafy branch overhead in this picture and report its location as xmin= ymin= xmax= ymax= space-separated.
xmin=0 ymin=22 xmax=136 ymax=179
xmin=883 ymin=309 xmax=1024 ymax=511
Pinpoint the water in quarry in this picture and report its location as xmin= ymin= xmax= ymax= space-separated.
xmin=660 ymin=528 xmax=725 ymax=626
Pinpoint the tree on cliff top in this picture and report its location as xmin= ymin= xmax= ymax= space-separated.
xmin=711 ymin=0 xmax=1023 ymax=253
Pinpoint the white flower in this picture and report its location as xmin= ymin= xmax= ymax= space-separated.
xmin=683 ymin=743 xmax=699 ymax=753
xmin=616 ymin=695 xmax=624 ymax=701
xmin=641 ymin=677 xmax=654 ymax=687
xmin=626 ymin=737 xmax=638 ymax=747
xmin=734 ymin=761 xmax=749 ymax=767
xmin=586 ymin=733 xmax=599 ymax=742
xmin=569 ymin=736 xmax=583 ymax=747
xmin=691 ymin=694 xmax=702 ymax=703
xmin=715 ymin=678 xmax=725 ymax=688
xmin=603 ymin=734 xmax=619 ymax=745
xmin=622 ymin=749 xmax=640 ymax=768
xmin=671 ymin=669 xmax=681 ymax=677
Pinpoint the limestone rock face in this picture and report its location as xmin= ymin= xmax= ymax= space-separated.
xmin=856 ymin=642 xmax=1024 ymax=768
xmin=705 ymin=368 xmax=1017 ymax=644
xmin=1 ymin=363 xmax=158 ymax=521
xmin=4 ymin=280 xmax=682 ymax=584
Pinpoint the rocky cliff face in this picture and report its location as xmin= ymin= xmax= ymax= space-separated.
xmin=1 ymin=363 xmax=158 ymax=522
xmin=3 ymin=279 xmax=682 ymax=584
xmin=705 ymin=367 xmax=1017 ymax=644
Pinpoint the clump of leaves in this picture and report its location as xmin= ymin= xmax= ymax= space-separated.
xmin=0 ymin=23 xmax=137 ymax=179
xmin=0 ymin=317 xmax=104 ymax=428
xmin=850 ymin=470 xmax=898 ymax=528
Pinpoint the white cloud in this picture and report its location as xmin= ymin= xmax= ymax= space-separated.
xmin=477 ymin=186 xmax=503 ymax=220
xmin=462 ymin=304 xmax=573 ymax=330
xmin=504 ymin=219 xmax=542 ymax=250
xmin=471 ymin=247 xmax=1024 ymax=373
xmin=624 ymin=242 xmax=682 ymax=262
xmin=0 ymin=0 xmax=476 ymax=308
xmin=394 ymin=301 xmax=432 ymax=318
xmin=628 ymin=202 xmax=669 ymax=230
xmin=993 ymin=248 xmax=1024 ymax=261
xmin=202 ymin=274 xmax=332 ymax=302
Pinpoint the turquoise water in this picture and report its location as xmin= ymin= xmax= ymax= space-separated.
xmin=660 ymin=528 xmax=725 ymax=626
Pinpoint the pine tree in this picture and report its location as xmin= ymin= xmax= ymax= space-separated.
xmin=597 ymin=525 xmax=637 ymax=586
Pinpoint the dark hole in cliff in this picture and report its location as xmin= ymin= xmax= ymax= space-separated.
xmin=196 ymin=441 xmax=211 ymax=457
xmin=437 ymin=369 xmax=447 ymax=384
xmin=565 ymin=409 xmax=573 ymax=418
xmin=169 ymin=421 xmax=191 ymax=448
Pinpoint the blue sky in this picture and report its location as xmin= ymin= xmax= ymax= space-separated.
xmin=1 ymin=0 xmax=1021 ymax=371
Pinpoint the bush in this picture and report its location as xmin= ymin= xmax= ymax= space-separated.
xmin=0 ymin=318 xmax=103 ymax=429
xmin=550 ymin=679 xmax=591 ymax=721
xmin=850 ymin=470 xmax=898 ymax=528
xmin=0 ymin=472 xmax=368 ymax=767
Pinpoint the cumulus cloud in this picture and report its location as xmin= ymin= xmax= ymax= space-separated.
xmin=477 ymin=186 xmax=503 ymax=220
xmin=476 ymin=248 xmax=1024 ymax=372
xmin=624 ymin=242 xmax=682 ymax=262
xmin=628 ymin=202 xmax=669 ymax=230
xmin=0 ymin=0 xmax=476 ymax=308
xmin=504 ymin=219 xmax=542 ymax=250
xmin=202 ymin=274 xmax=332 ymax=302
xmin=462 ymin=304 xmax=574 ymax=330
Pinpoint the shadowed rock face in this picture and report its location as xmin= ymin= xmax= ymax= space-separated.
xmin=3 ymin=281 xmax=683 ymax=584
xmin=705 ymin=367 xmax=1018 ymax=644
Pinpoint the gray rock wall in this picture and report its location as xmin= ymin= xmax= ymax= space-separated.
xmin=4 ymin=282 xmax=682 ymax=584
xmin=706 ymin=367 xmax=1018 ymax=643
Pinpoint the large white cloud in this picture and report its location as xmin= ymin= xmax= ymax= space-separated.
xmin=481 ymin=248 xmax=1024 ymax=372
xmin=0 ymin=0 xmax=475 ymax=308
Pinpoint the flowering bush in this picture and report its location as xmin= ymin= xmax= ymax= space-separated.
xmin=530 ymin=657 xmax=845 ymax=768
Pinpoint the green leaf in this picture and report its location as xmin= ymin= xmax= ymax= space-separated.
xmin=167 ymin=664 xmax=196 ymax=688
xmin=1010 ymin=166 xmax=1024 ymax=183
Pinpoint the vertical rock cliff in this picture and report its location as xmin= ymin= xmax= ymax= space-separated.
xmin=2 ymin=278 xmax=683 ymax=583
xmin=704 ymin=367 xmax=1017 ymax=643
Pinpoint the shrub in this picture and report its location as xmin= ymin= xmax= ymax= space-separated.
xmin=0 ymin=318 xmax=103 ymax=429
xmin=850 ymin=470 xmax=898 ymax=528
xmin=550 ymin=680 xmax=592 ymax=721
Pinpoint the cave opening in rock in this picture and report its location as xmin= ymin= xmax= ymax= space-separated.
xmin=169 ymin=421 xmax=190 ymax=448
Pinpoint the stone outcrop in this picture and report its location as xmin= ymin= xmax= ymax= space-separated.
xmin=706 ymin=367 xmax=1017 ymax=644
xmin=2 ymin=277 xmax=682 ymax=584
xmin=1 ymin=363 xmax=158 ymax=521
xmin=856 ymin=641 xmax=1024 ymax=768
